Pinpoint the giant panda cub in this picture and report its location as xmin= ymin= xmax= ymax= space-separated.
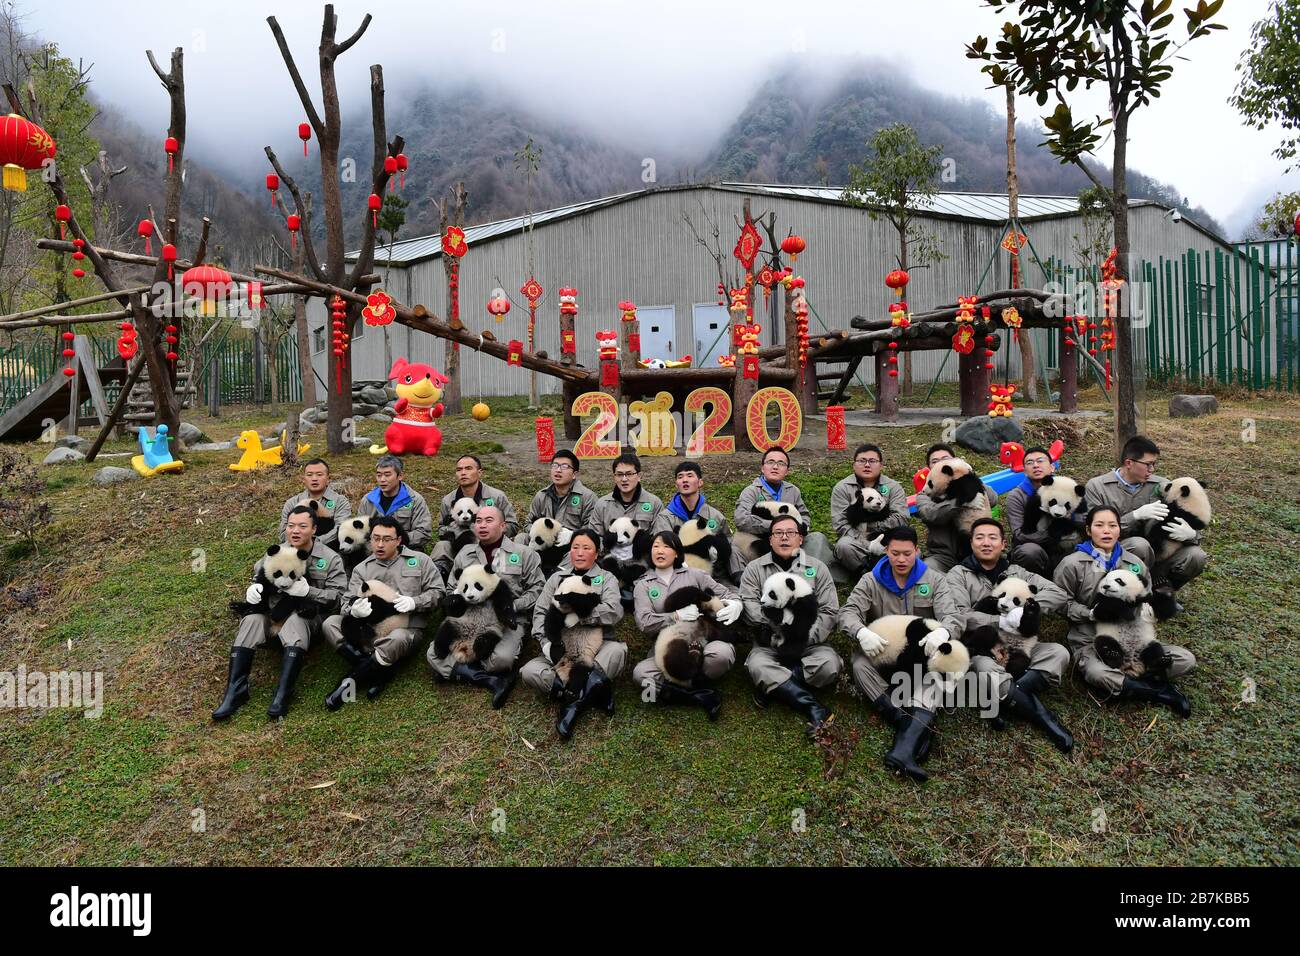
xmin=1090 ymin=567 xmax=1174 ymax=679
xmin=446 ymin=497 xmax=481 ymax=557
xmin=304 ymin=497 xmax=338 ymax=541
xmin=864 ymin=614 xmax=972 ymax=690
xmin=340 ymin=578 xmax=411 ymax=652
xmin=734 ymin=500 xmax=802 ymax=562
xmin=432 ymin=562 xmax=517 ymax=664
xmin=758 ymin=571 xmax=820 ymax=665
xmin=229 ymin=544 xmax=317 ymax=634
xmin=1144 ymin=477 xmax=1212 ymax=564
xmin=968 ymin=576 xmax=1042 ymax=677
xmin=921 ymin=458 xmax=991 ymax=550
xmin=543 ymin=573 xmax=605 ymax=692
xmin=1020 ymin=474 xmax=1087 ymax=550
xmin=846 ymin=485 xmax=891 ymax=532
xmin=528 ymin=517 xmax=574 ymax=575
xmin=677 ymin=515 xmax=733 ymax=580
xmin=599 ymin=516 xmax=654 ymax=588
xmin=336 ymin=516 xmax=373 ymax=573
xmin=653 ymin=586 xmax=728 ymax=686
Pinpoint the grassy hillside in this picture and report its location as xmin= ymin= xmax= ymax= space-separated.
xmin=0 ymin=386 xmax=1295 ymax=865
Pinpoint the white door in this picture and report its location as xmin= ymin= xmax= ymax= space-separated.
xmin=637 ymin=306 xmax=676 ymax=363
xmin=692 ymin=304 xmax=731 ymax=370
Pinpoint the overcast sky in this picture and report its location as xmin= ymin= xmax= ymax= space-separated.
xmin=25 ymin=0 xmax=1299 ymax=236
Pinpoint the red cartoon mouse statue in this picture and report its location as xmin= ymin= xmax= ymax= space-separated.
xmin=369 ymin=357 xmax=447 ymax=457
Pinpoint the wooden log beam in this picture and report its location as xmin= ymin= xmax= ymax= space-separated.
xmin=0 ymin=309 xmax=132 ymax=331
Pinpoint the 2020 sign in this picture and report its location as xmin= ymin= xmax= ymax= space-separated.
xmin=572 ymin=386 xmax=802 ymax=459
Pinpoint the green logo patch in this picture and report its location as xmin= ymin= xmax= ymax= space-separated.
xmin=918 ymin=583 xmax=932 ymax=596
xmin=484 ymin=497 xmax=495 ymax=506
xmin=804 ymin=567 xmax=816 ymax=578
xmin=879 ymin=485 xmax=889 ymax=495
xmin=1128 ymin=563 xmax=1142 ymax=574
xmin=406 ymin=557 xmax=418 ymax=567
xmin=324 ymin=499 xmax=334 ymax=508
xmin=707 ymin=519 xmax=718 ymax=530
xmin=649 ymin=587 xmax=661 ymax=599
xmin=592 ymin=575 xmax=604 ymax=585
xmin=509 ymin=552 xmax=520 ymax=564
xmin=315 ymin=558 xmax=327 ymax=569
xmin=401 ymin=502 xmax=412 ymax=510
xmin=641 ymin=502 xmax=653 ymax=512
xmin=571 ymin=495 xmax=581 ymax=506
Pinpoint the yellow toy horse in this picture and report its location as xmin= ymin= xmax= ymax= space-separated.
xmin=228 ymin=430 xmax=310 ymax=472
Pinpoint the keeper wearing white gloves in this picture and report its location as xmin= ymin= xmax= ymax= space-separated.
xmin=321 ymin=515 xmax=445 ymax=710
xmin=215 ymin=505 xmax=346 ymax=722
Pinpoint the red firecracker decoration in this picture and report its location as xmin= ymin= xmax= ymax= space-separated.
xmin=164 ymin=135 xmax=179 ymax=172
xmin=794 ymin=294 xmax=810 ymax=382
xmin=162 ymin=243 xmax=177 ymax=280
xmin=363 ymin=289 xmax=395 ymax=326
xmin=535 ymin=417 xmax=555 ymax=463
xmin=54 ymin=204 xmax=70 ymax=239
xmin=826 ymin=405 xmax=846 ymax=451
xmin=396 ymin=153 xmax=408 ymax=189
xmin=780 ymin=234 xmax=806 ymax=262
xmin=298 ymin=123 xmax=311 ymax=157
xmin=733 ymin=219 xmax=762 ymax=270
xmin=367 ymin=192 xmax=381 ymax=229
xmin=507 ymin=339 xmax=524 ymax=366
xmin=61 ymin=330 xmax=75 ymax=377
xmin=330 ymin=294 xmax=349 ymax=390
xmin=117 ymin=321 xmax=138 ymax=361
xmin=265 ymin=173 xmax=278 ymax=207
xmin=137 ymin=219 xmax=154 ymax=255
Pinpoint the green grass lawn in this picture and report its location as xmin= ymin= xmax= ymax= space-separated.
xmin=0 ymin=385 xmax=1296 ymax=865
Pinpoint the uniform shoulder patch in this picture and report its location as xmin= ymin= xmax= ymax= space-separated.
xmin=324 ymin=498 xmax=334 ymax=508
xmin=641 ymin=502 xmax=653 ymax=512
xmin=484 ymin=497 xmax=495 ymax=506
xmin=406 ymin=557 xmax=418 ymax=567
xmin=707 ymin=518 xmax=718 ymax=529
xmin=571 ymin=495 xmax=581 ymax=506
xmin=508 ymin=552 xmax=520 ymax=564
xmin=917 ymin=582 xmax=932 ymax=596
xmin=315 ymin=557 xmax=328 ymax=569
xmin=649 ymin=587 xmax=661 ymax=599
xmin=591 ymin=574 xmax=604 ymax=585
xmin=1128 ymin=562 xmax=1142 ymax=574
xmin=804 ymin=566 xmax=816 ymax=578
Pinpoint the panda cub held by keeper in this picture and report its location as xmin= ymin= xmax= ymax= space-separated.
xmin=1020 ymin=474 xmax=1087 ymax=549
xmin=229 ymin=544 xmax=317 ymax=634
xmin=1090 ymin=567 xmax=1174 ymax=679
xmin=433 ymin=562 xmax=517 ymax=664
xmin=335 ymin=516 xmax=372 ymax=573
xmin=543 ymin=572 xmax=606 ymax=692
xmin=340 ymin=578 xmax=411 ymax=652
xmin=528 ymin=517 xmax=573 ymax=575
xmin=921 ymin=458 xmax=992 ymax=548
xmin=734 ymin=499 xmax=801 ymax=562
xmin=1143 ymin=477 xmax=1212 ymax=564
xmin=846 ymin=485 xmax=891 ymax=532
xmin=304 ymin=497 xmax=338 ymax=541
xmin=446 ymin=497 xmax=480 ymax=557
xmin=968 ymin=575 xmax=1043 ymax=677
xmin=654 ymin=586 xmax=727 ymax=686
xmin=599 ymin=516 xmax=654 ymax=587
xmin=864 ymin=614 xmax=972 ymax=690
xmin=758 ymin=571 xmax=820 ymax=665
xmin=677 ymin=515 xmax=734 ymax=580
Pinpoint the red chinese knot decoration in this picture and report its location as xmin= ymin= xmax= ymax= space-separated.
xmin=733 ymin=219 xmax=762 ymax=270
xmin=363 ymin=289 xmax=395 ymax=326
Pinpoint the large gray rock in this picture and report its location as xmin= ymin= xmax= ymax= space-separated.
xmin=955 ymin=415 xmax=1024 ymax=455
xmin=55 ymin=435 xmax=90 ymax=452
xmin=177 ymin=422 xmax=208 ymax=445
xmin=367 ymin=413 xmax=393 ymax=425
xmin=190 ymin=441 xmax=234 ymax=452
xmin=43 ymin=447 xmax=85 ymax=465
xmin=92 ymin=466 xmax=138 ymax=486
xmin=1169 ymin=394 xmax=1218 ymax=418
xmin=303 ymin=406 xmax=330 ymax=424
xmin=359 ymin=386 xmax=390 ymax=406
xmin=350 ymin=402 xmax=381 ymax=417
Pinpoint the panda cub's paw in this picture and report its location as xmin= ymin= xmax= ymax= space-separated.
xmin=564 ymin=612 xmax=579 ymax=629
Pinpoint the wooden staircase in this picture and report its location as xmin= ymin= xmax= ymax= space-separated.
xmin=124 ymin=360 xmax=197 ymax=432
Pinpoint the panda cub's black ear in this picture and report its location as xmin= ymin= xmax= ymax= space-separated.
xmin=297 ymin=548 xmax=311 ymax=560
xmin=1074 ymin=483 xmax=1086 ymax=498
xmin=1196 ymin=479 xmax=1210 ymax=490
xmin=266 ymin=544 xmax=280 ymax=556
xmin=941 ymin=464 xmax=955 ymax=476
xmin=1040 ymin=475 xmax=1056 ymax=487
xmin=1028 ymin=584 xmax=1038 ymax=594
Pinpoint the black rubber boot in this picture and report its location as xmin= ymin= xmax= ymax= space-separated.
xmin=1120 ymin=675 xmax=1191 ymax=717
xmin=869 ymin=693 xmax=907 ymax=729
xmin=325 ymin=654 xmax=384 ymax=711
xmin=365 ymin=660 xmax=399 ymax=700
xmin=451 ymin=661 xmax=516 ymax=709
xmin=556 ymin=667 xmax=612 ymax=740
xmin=657 ymin=680 xmax=722 ymax=721
xmin=266 ymin=646 xmax=306 ymax=720
xmin=766 ymin=676 xmax=831 ymax=738
xmin=884 ymin=707 xmax=935 ymax=782
xmin=336 ymin=642 xmax=367 ymax=670
xmin=1004 ymin=671 xmax=1074 ymax=752
xmin=212 ymin=647 xmax=255 ymax=721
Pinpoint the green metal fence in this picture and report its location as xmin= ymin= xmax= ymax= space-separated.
xmin=1045 ymin=238 xmax=1300 ymax=392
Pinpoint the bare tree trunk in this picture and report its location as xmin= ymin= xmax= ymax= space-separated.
xmin=1006 ymin=83 xmax=1039 ymax=401
xmin=293 ymin=195 xmax=316 ymax=407
xmin=438 ymin=182 xmax=467 ymax=415
xmin=1111 ymin=109 xmax=1138 ymax=454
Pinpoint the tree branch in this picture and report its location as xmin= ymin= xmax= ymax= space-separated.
xmin=264 ymin=145 xmax=325 ymax=281
xmin=266 ymin=15 xmax=325 ymax=135
xmin=332 ymin=13 xmax=372 ymax=56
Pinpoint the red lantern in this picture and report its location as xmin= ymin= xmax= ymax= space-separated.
xmin=71 ymin=268 xmax=85 ymax=278
xmin=54 ymin=204 xmax=70 ymax=239
xmin=137 ymin=219 xmax=154 ymax=255
xmin=384 ymin=155 xmax=397 ymax=190
xmin=780 ymin=234 xmax=806 ymax=262
xmin=298 ymin=123 xmax=311 ymax=156
xmin=117 ymin=321 xmax=138 ymax=361
xmin=367 ymin=192 xmax=381 ymax=228
xmin=0 ymin=114 xmax=56 ymax=192
xmin=60 ymin=330 xmax=75 ymax=377
xmin=265 ymin=173 xmax=278 ymax=207
xmin=487 ymin=288 xmax=511 ymax=322
xmin=884 ymin=269 xmax=909 ymax=296
xmin=164 ymin=135 xmax=179 ymax=173
xmin=181 ymin=265 xmax=233 ymax=317
xmin=286 ymin=213 xmax=301 ymax=251
xmin=396 ymin=153 xmax=408 ymax=189
xmin=161 ymin=243 xmax=177 ymax=280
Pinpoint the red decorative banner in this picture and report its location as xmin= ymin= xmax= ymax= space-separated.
xmin=363 ymin=289 xmax=395 ymax=326
xmin=601 ymin=360 xmax=619 ymax=388
xmin=535 ymin=417 xmax=555 ymax=463
xmin=561 ymin=329 xmax=577 ymax=354
xmin=247 ymin=281 xmax=263 ymax=312
xmin=628 ymin=333 xmax=641 ymax=353
xmin=507 ymin=340 xmax=524 ymax=366
xmin=442 ymin=226 xmax=467 ymax=257
xmin=826 ymin=405 xmax=846 ymax=451
xmin=733 ymin=219 xmax=762 ymax=270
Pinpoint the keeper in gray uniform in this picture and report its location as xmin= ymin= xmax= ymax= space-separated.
xmin=915 ymin=442 xmax=1000 ymax=573
xmin=830 ymin=442 xmax=910 ymax=575
xmin=322 ymin=515 xmax=445 ymax=709
xmin=431 ymin=453 xmax=518 ymax=576
xmin=1003 ymin=445 xmax=1080 ymax=576
xmin=945 ymin=517 xmax=1074 ymax=753
xmin=356 ymin=454 xmax=434 ymax=552
xmin=278 ymin=457 xmax=351 ymax=550
xmin=213 ymin=504 xmax=346 ymax=721
xmin=427 ymin=505 xmax=544 ymax=708
xmin=1083 ymin=435 xmax=1207 ymax=612
xmin=515 ymin=449 xmax=601 ymax=545
xmin=630 ymin=529 xmax=744 ymax=719
xmin=521 ymin=529 xmax=626 ymax=740
xmin=592 ymin=453 xmax=665 ymax=601
xmin=653 ymin=460 xmax=745 ymax=582
xmin=733 ymin=446 xmax=833 ymax=568
xmin=1054 ymin=505 xmax=1196 ymax=717
xmin=739 ymin=514 xmax=841 ymax=738
xmin=838 ymin=525 xmax=962 ymax=783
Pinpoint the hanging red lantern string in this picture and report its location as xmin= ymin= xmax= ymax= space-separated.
xmin=330 ymin=294 xmax=348 ymax=391
xmin=299 ymin=123 xmax=311 ymax=157
xmin=367 ymin=192 xmax=381 ymax=229
xmin=161 ymin=243 xmax=177 ymax=280
xmin=164 ymin=135 xmax=179 ymax=173
xmin=396 ymin=153 xmax=408 ymax=189
xmin=266 ymin=173 xmax=279 ymax=208
xmin=137 ymin=218 xmax=154 ymax=255
xmin=70 ymin=238 xmax=86 ymax=279
xmin=54 ymin=204 xmax=70 ymax=240
xmin=165 ymin=321 xmax=179 ymax=367
xmin=286 ymin=213 xmax=301 ymax=252
xmin=117 ymin=320 xmax=138 ymax=361
xmin=61 ymin=329 xmax=75 ymax=377
xmin=384 ymin=155 xmax=397 ymax=190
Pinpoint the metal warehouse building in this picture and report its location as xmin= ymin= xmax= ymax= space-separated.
xmin=310 ymin=182 xmax=1235 ymax=397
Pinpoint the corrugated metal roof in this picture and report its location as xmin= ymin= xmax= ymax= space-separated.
xmin=349 ymin=182 xmax=1155 ymax=265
